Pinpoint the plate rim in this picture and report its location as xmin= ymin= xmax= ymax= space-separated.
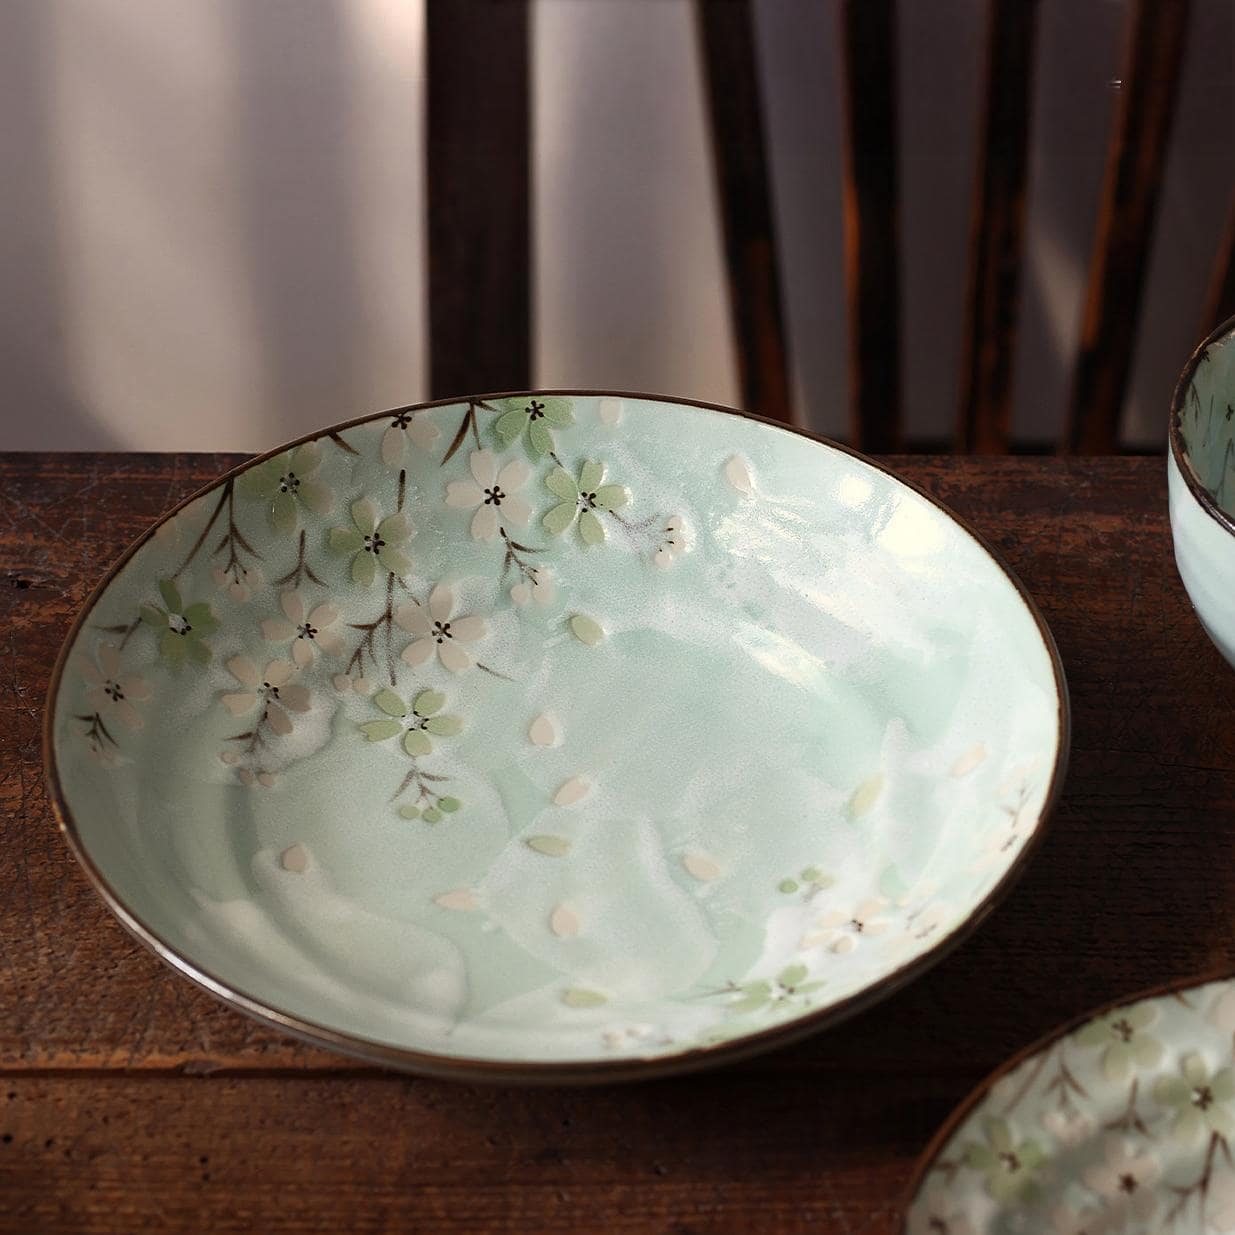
xmin=898 ymin=965 xmax=1235 ymax=1229
xmin=42 ymin=388 xmax=1072 ymax=1084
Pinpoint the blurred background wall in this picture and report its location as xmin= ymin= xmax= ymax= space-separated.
xmin=0 ymin=0 xmax=1229 ymax=452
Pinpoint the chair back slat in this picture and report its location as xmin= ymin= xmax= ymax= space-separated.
xmin=696 ymin=0 xmax=794 ymax=425
xmin=1063 ymin=0 xmax=1191 ymax=454
xmin=838 ymin=0 xmax=901 ymax=453
xmin=1203 ymin=192 xmax=1235 ymax=335
xmin=956 ymin=0 xmax=1041 ymax=454
xmin=427 ymin=0 xmax=531 ymax=399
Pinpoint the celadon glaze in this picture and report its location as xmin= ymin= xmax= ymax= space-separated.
xmin=904 ymin=975 xmax=1235 ymax=1235
xmin=50 ymin=395 xmax=1064 ymax=1072
xmin=1171 ymin=318 xmax=1235 ymax=669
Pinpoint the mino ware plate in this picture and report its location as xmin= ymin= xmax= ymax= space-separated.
xmin=903 ymin=974 xmax=1235 ymax=1235
xmin=46 ymin=392 xmax=1068 ymax=1082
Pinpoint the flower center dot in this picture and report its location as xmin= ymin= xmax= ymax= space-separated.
xmin=168 ymin=614 xmax=190 ymax=636
xmin=393 ymin=413 xmax=411 ymax=428
xmin=297 ymin=623 xmax=317 ymax=640
xmin=433 ymin=621 xmax=452 ymax=643
xmin=1119 ymin=1173 xmax=1138 ymax=1194
xmin=363 ymin=534 xmax=385 ymax=554
xmin=1112 ymin=1018 xmax=1134 ymax=1042
xmin=998 ymin=1151 xmax=1020 ymax=1173
xmin=279 ymin=472 xmax=300 ymax=493
xmin=1194 ymin=1085 xmax=1214 ymax=1110
xmin=104 ymin=680 xmax=124 ymax=702
xmin=526 ymin=400 xmax=545 ymax=421
xmin=484 ymin=486 xmax=505 ymax=506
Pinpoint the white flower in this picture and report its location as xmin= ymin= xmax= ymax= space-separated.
xmin=382 ymin=409 xmax=439 ymax=465
xmin=653 ymin=515 xmax=688 ymax=569
xmin=445 ymin=449 xmax=533 ymax=541
xmin=802 ymin=898 xmax=890 ymax=954
xmin=1081 ymin=1137 xmax=1157 ymax=1225
xmin=1051 ymin=1204 xmax=1108 ymax=1235
xmin=211 ymin=564 xmax=262 ymax=602
xmin=907 ymin=1188 xmax=976 ymax=1235
xmin=332 ymin=672 xmax=375 ymax=696
xmin=261 ymin=590 xmax=343 ymax=666
xmin=221 ymin=657 xmax=310 ymax=734
xmin=75 ymin=642 xmax=150 ymax=730
xmin=511 ymin=566 xmax=554 ymax=607
xmin=1210 ymin=986 xmax=1235 ymax=1033
xmin=395 ymin=583 xmax=488 ymax=673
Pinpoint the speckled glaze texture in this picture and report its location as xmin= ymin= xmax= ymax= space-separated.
xmin=1170 ymin=317 xmax=1235 ymax=669
xmin=904 ymin=975 xmax=1235 ymax=1235
xmin=48 ymin=394 xmax=1065 ymax=1076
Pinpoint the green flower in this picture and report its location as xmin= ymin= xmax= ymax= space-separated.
xmin=241 ymin=442 xmax=333 ymax=534
xmin=493 ymin=396 xmax=574 ymax=458
xmin=1153 ymin=1052 xmax=1235 ymax=1145
xmin=727 ymin=964 xmax=824 ymax=1014
xmin=963 ymin=1117 xmax=1048 ymax=1204
xmin=329 ymin=499 xmax=414 ymax=585
xmin=140 ymin=579 xmax=219 ymax=666
xmin=358 ymin=688 xmax=462 ymax=757
xmin=542 ymin=461 xmax=629 ymax=545
xmin=1075 ymin=1001 xmax=1163 ymax=1081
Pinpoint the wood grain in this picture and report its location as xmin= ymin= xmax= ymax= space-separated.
xmin=1202 ymin=189 xmax=1235 ymax=337
xmin=1064 ymin=0 xmax=1191 ymax=454
xmin=696 ymin=0 xmax=794 ymax=426
xmin=839 ymin=0 xmax=902 ymax=453
xmin=427 ymin=0 xmax=531 ymax=399
xmin=956 ymin=0 xmax=1040 ymax=453
xmin=4 ymin=451 xmax=1232 ymax=1232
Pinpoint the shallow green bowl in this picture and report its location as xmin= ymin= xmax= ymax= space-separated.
xmin=46 ymin=393 xmax=1068 ymax=1083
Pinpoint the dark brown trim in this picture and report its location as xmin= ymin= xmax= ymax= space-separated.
xmin=695 ymin=0 xmax=795 ymax=427
xmin=1168 ymin=313 xmax=1235 ymax=540
xmin=899 ymin=965 xmax=1235 ymax=1228
xmin=43 ymin=390 xmax=1070 ymax=1086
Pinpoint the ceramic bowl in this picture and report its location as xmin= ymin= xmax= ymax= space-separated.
xmin=45 ymin=392 xmax=1068 ymax=1083
xmin=902 ymin=971 xmax=1235 ymax=1235
xmin=1169 ymin=314 xmax=1235 ymax=669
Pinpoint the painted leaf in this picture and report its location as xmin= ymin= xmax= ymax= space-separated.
xmin=526 ymin=835 xmax=572 ymax=857
xmin=272 ymin=491 xmax=298 ymax=534
xmin=403 ymin=729 xmax=433 ymax=757
xmin=350 ymin=497 xmax=378 ymax=534
xmin=377 ymin=545 xmax=412 ymax=577
xmin=778 ymin=963 xmax=809 ymax=987
xmin=413 ymin=689 xmax=445 ymax=717
xmin=398 ymin=804 xmax=421 ymax=819
xmin=543 ymin=502 xmax=577 ymax=535
xmin=592 ymin=484 xmax=628 ymax=512
xmin=140 ymin=605 xmax=165 ymax=627
xmin=849 ymin=773 xmax=885 ymax=818
xmin=578 ymin=460 xmax=603 ymax=492
xmin=352 ymin=553 xmax=377 ymax=587
xmin=329 ymin=526 xmax=363 ymax=553
xmin=424 ymin=715 xmax=462 ymax=737
xmin=437 ymin=796 xmax=462 ymax=813
xmin=578 ymin=510 xmax=606 ymax=546
xmin=158 ymin=579 xmax=183 ymax=613
xmin=373 ymin=689 xmax=407 ymax=717
xmin=421 ymin=806 xmax=443 ymax=823
xmin=724 ymin=455 xmax=753 ymax=495
xmin=359 ymin=719 xmax=402 ymax=742
xmin=186 ymin=639 xmax=212 ymax=665
xmin=493 ymin=408 xmax=526 ymax=444
xmin=183 ymin=603 xmax=218 ymax=635
xmin=569 ymin=615 xmax=604 ymax=646
xmin=778 ymin=879 xmax=799 ymax=894
xmin=434 ymin=889 xmax=477 ymax=911
xmin=550 ymin=904 xmax=580 ymax=937
xmin=539 ymin=397 xmax=574 ymax=427
xmin=729 ymin=994 xmax=769 ymax=1014
xmin=561 ymin=989 xmax=607 ymax=1009
xmin=527 ymin=420 xmax=554 ymax=458
xmin=545 ymin=467 xmax=578 ymax=501
xmin=682 ymin=853 xmax=721 ymax=882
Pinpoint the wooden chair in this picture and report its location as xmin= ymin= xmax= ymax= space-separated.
xmin=427 ymin=0 xmax=1234 ymax=454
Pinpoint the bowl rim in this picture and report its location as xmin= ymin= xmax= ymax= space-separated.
xmin=1168 ymin=312 xmax=1235 ymax=536
xmin=42 ymin=388 xmax=1072 ymax=1085
xmin=897 ymin=965 xmax=1235 ymax=1228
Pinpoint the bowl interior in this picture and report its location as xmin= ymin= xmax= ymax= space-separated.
xmin=1175 ymin=320 xmax=1235 ymax=515
xmin=50 ymin=395 xmax=1063 ymax=1074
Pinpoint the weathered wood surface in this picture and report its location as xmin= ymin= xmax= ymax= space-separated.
xmin=1 ymin=452 xmax=1227 ymax=1233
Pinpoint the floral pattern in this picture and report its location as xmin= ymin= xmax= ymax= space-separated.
xmin=329 ymin=499 xmax=414 ymax=585
xmin=395 ymin=584 xmax=488 ymax=673
xmin=542 ymin=461 xmax=628 ymax=545
xmin=909 ymin=980 xmax=1235 ymax=1235
xmin=59 ymin=391 xmax=1060 ymax=1071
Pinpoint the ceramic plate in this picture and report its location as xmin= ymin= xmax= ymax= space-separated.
xmin=46 ymin=392 xmax=1067 ymax=1082
xmin=903 ymin=973 xmax=1235 ymax=1235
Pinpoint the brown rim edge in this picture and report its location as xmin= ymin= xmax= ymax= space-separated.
xmin=42 ymin=389 xmax=1071 ymax=1086
xmin=1168 ymin=312 xmax=1235 ymax=538
xmin=898 ymin=965 xmax=1235 ymax=1228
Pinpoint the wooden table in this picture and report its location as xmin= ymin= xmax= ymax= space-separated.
xmin=2 ymin=452 xmax=1226 ymax=1233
